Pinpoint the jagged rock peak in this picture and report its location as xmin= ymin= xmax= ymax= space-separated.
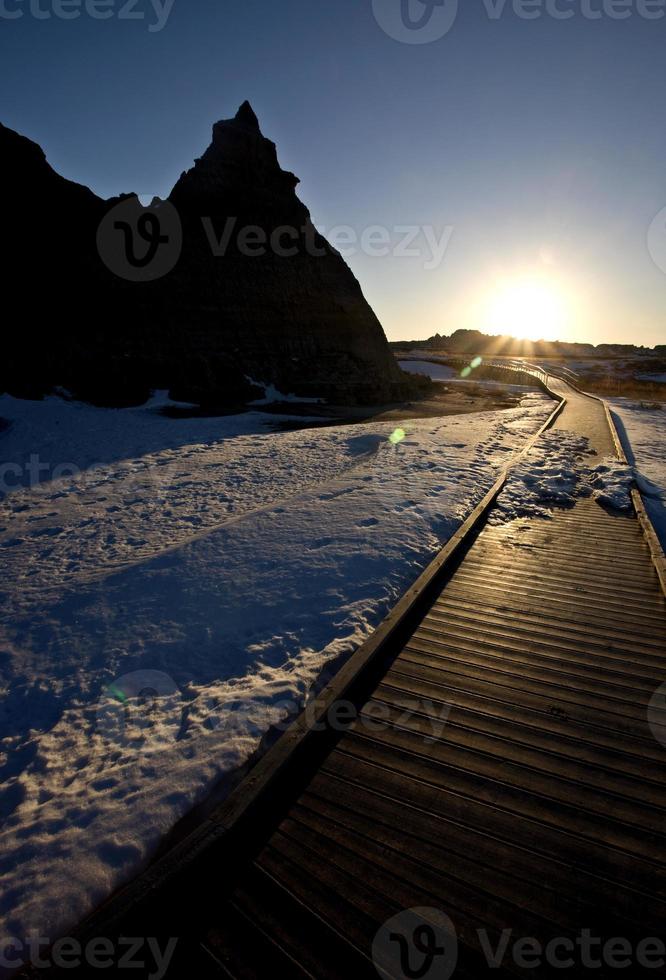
xmin=205 ymin=100 xmax=264 ymax=156
xmin=206 ymin=99 xmax=271 ymax=155
xmin=233 ymin=100 xmax=261 ymax=132
xmin=172 ymin=99 xmax=300 ymax=207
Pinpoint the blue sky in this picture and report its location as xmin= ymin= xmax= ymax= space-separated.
xmin=2 ymin=0 xmax=665 ymax=345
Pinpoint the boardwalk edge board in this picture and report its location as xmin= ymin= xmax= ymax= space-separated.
xmin=49 ymin=373 xmax=566 ymax=947
xmin=564 ymin=375 xmax=666 ymax=597
xmin=604 ymin=400 xmax=666 ymax=597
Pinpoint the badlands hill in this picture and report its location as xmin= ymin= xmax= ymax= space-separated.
xmin=1 ymin=103 xmax=424 ymax=407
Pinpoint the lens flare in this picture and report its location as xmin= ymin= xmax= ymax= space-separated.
xmin=107 ymin=684 xmax=128 ymax=704
xmin=460 ymin=356 xmax=483 ymax=379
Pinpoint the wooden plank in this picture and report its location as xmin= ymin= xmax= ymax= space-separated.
xmin=378 ymin=670 xmax=665 ymax=767
xmin=384 ymin=657 xmax=663 ymax=752
xmin=440 ymin=582 xmax=666 ymax=637
xmin=291 ymin=790 xmax=660 ymax=937
xmin=357 ymin=696 xmax=666 ymax=807
xmin=340 ymin=722 xmax=666 ymax=837
xmin=394 ymin=648 xmax=658 ymax=738
xmin=331 ymin=729 xmax=666 ymax=855
xmin=441 ymin=574 xmax=666 ymax=627
xmin=404 ymin=636 xmax=657 ymax=709
xmin=321 ymin=749 xmax=665 ymax=882
xmin=417 ymin=613 xmax=665 ymax=683
xmin=431 ymin=596 xmax=666 ymax=655
xmin=450 ymin=557 xmax=664 ymax=604
xmin=299 ymin=780 xmax=665 ymax=930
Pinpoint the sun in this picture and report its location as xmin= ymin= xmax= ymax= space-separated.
xmin=484 ymin=278 xmax=567 ymax=343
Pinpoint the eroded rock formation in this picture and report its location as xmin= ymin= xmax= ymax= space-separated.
xmin=1 ymin=104 xmax=426 ymax=408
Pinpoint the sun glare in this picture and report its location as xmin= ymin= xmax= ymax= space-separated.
xmin=484 ymin=278 xmax=568 ymax=343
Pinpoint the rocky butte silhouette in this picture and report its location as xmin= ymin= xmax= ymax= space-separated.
xmin=1 ymin=102 xmax=428 ymax=408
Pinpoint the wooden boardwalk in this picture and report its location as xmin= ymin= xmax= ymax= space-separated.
xmin=34 ymin=381 xmax=666 ymax=979
xmin=199 ymin=500 xmax=666 ymax=978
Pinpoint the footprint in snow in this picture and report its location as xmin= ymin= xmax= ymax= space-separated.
xmin=319 ymin=487 xmax=356 ymax=502
xmin=393 ymin=501 xmax=418 ymax=512
xmin=90 ymin=777 xmax=116 ymax=792
xmin=310 ymin=537 xmax=334 ymax=550
xmin=30 ymin=526 xmax=64 ymax=538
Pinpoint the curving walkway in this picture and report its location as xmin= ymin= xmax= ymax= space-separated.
xmin=548 ymin=377 xmax=616 ymax=459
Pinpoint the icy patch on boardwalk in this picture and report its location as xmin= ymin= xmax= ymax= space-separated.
xmin=490 ymin=430 xmax=594 ymax=523
xmin=491 ymin=430 xmax=636 ymax=524
xmin=588 ymin=459 xmax=634 ymax=511
xmin=0 ymin=390 xmax=552 ymax=955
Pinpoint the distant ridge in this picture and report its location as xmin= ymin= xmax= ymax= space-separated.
xmin=391 ymin=328 xmax=665 ymax=358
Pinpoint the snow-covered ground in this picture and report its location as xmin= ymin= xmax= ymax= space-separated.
xmin=0 ymin=389 xmax=553 ymax=958
xmin=537 ymin=358 xmax=617 ymax=377
xmin=398 ymin=359 xmax=536 ymax=391
xmin=398 ymin=359 xmax=456 ymax=382
xmin=537 ymin=358 xmax=666 ymax=387
xmin=608 ymin=398 xmax=666 ymax=549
